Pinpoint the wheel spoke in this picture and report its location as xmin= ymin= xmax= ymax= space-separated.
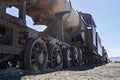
xmin=31 ymin=59 xmax=37 ymax=63
xmin=32 ymin=47 xmax=40 ymax=53
xmin=39 ymin=50 xmax=45 ymax=65
xmin=52 ymin=58 xmax=57 ymax=61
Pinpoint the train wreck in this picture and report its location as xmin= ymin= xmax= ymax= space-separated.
xmin=0 ymin=0 xmax=108 ymax=71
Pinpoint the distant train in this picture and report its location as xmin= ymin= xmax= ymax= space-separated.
xmin=0 ymin=0 xmax=108 ymax=71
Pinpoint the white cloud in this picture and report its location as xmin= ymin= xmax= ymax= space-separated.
xmin=107 ymin=48 xmax=120 ymax=57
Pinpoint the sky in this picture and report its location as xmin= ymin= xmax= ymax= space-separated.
xmin=6 ymin=0 xmax=120 ymax=57
xmin=71 ymin=0 xmax=120 ymax=57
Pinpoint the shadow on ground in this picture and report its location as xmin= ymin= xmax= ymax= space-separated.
xmin=0 ymin=64 xmax=104 ymax=80
xmin=67 ymin=63 xmax=103 ymax=71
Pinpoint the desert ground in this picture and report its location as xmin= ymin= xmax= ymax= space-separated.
xmin=0 ymin=62 xmax=120 ymax=80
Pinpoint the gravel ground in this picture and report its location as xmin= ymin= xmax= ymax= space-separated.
xmin=0 ymin=62 xmax=120 ymax=80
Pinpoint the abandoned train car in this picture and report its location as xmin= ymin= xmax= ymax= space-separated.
xmin=0 ymin=0 xmax=108 ymax=71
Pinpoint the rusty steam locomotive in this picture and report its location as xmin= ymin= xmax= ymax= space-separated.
xmin=0 ymin=0 xmax=108 ymax=71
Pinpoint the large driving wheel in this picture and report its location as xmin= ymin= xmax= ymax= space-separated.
xmin=48 ymin=44 xmax=63 ymax=70
xmin=63 ymin=48 xmax=72 ymax=68
xmin=24 ymin=38 xmax=48 ymax=72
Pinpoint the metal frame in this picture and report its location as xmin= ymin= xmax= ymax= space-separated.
xmin=0 ymin=0 xmax=27 ymax=55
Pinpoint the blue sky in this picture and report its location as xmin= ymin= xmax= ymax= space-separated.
xmin=7 ymin=0 xmax=120 ymax=57
xmin=71 ymin=0 xmax=120 ymax=57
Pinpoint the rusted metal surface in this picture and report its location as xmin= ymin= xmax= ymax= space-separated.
xmin=0 ymin=0 xmax=27 ymax=55
xmin=0 ymin=0 xmax=108 ymax=69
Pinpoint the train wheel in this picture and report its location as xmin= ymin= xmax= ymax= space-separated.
xmin=48 ymin=44 xmax=63 ymax=70
xmin=83 ymin=50 xmax=89 ymax=64
xmin=63 ymin=48 xmax=72 ymax=68
xmin=24 ymin=38 xmax=48 ymax=72
xmin=71 ymin=47 xmax=79 ymax=66
xmin=78 ymin=49 xmax=82 ymax=65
